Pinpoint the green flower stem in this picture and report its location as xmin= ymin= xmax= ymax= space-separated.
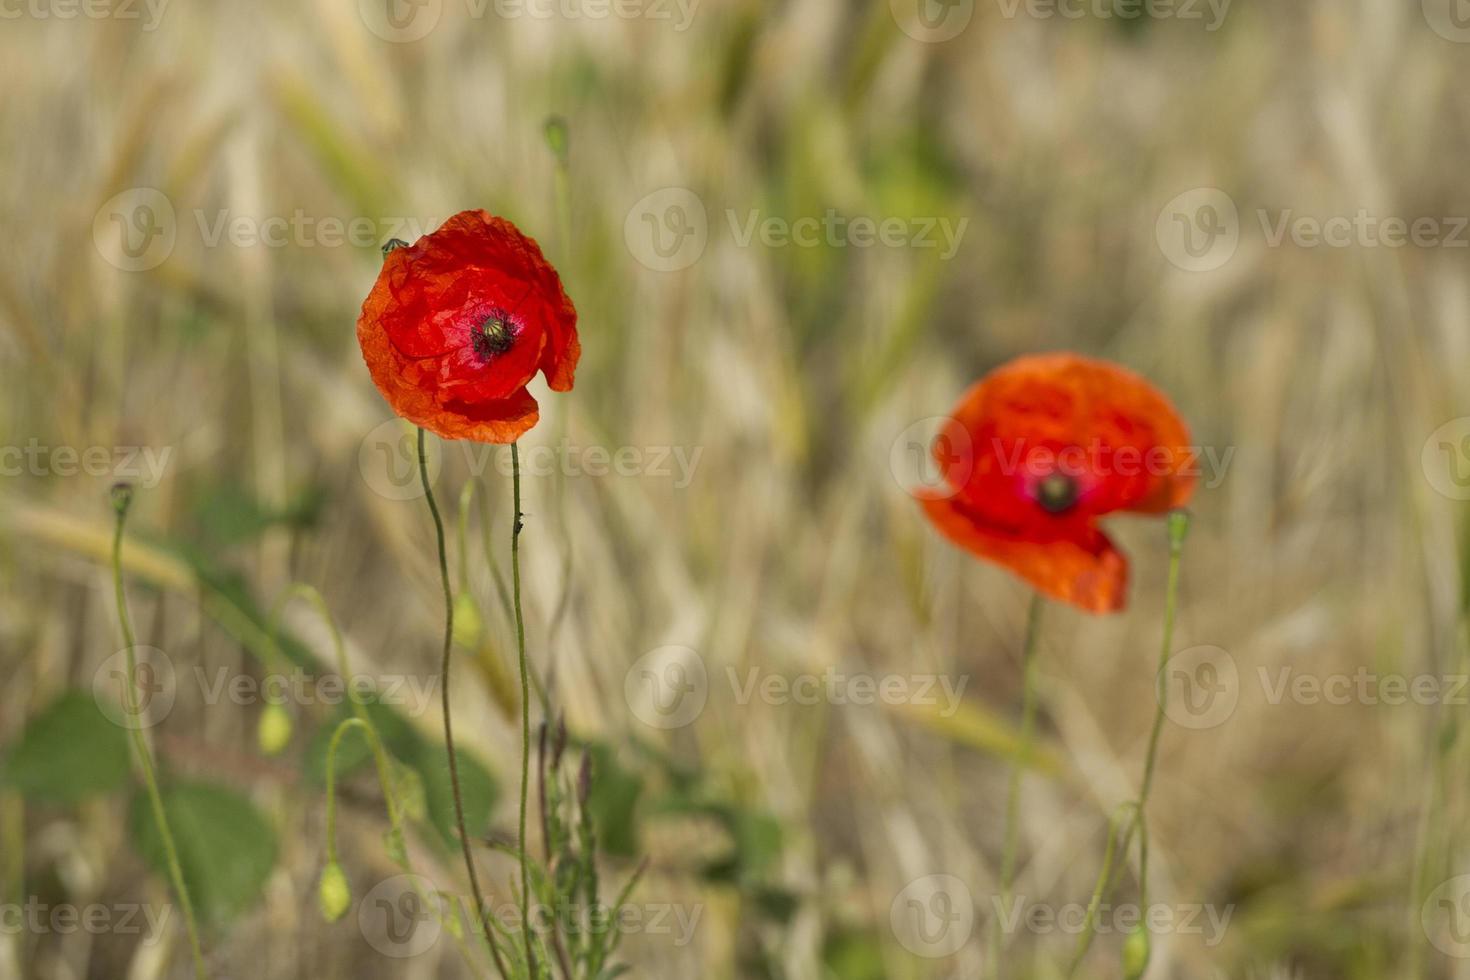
xmin=110 ymin=490 xmax=207 ymax=980
xmin=323 ymin=718 xmax=375 ymax=864
xmin=419 ymin=429 xmax=509 ymax=976
xmin=457 ymin=483 xmax=477 ymax=595
xmin=1066 ymin=801 xmax=1137 ymax=975
xmin=1067 ymin=510 xmax=1190 ymax=976
xmin=511 ymin=440 xmax=534 ymax=975
xmin=271 ymin=584 xmax=403 ymax=841
xmin=991 ymin=591 xmax=1044 ymax=977
xmin=1137 ymin=512 xmax=1191 ymax=810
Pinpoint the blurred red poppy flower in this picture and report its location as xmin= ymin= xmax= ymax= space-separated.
xmin=918 ymin=353 xmax=1196 ymax=614
xmin=357 ymin=210 xmax=579 ymax=443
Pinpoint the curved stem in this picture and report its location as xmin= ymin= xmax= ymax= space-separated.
xmin=419 ymin=429 xmax=508 ymax=975
xmin=1066 ymin=511 xmax=1190 ymax=975
xmin=990 ymin=592 xmax=1044 ymax=977
xmin=110 ymin=490 xmax=207 ymax=980
xmin=1137 ymin=514 xmax=1189 ymax=809
xmin=271 ymin=584 xmax=403 ymax=842
xmin=511 ymin=441 xmax=534 ymax=974
xmin=1065 ymin=802 xmax=1137 ymax=976
xmin=324 ymin=718 xmax=374 ymax=865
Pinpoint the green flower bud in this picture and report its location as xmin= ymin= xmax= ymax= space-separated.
xmin=544 ymin=115 xmax=569 ymax=161
xmin=1122 ymin=925 xmax=1151 ymax=980
xmin=384 ymin=825 xmax=409 ymax=869
xmin=110 ymin=482 xmax=135 ymax=516
xmin=257 ymin=703 xmax=293 ymax=756
xmin=389 ymin=758 xmax=428 ymax=824
xmin=1167 ymin=508 xmax=1192 ymax=549
xmin=318 ymin=862 xmax=351 ymax=923
xmin=451 ymin=592 xmax=483 ymax=649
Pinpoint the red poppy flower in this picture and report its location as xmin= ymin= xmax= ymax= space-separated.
xmin=918 ymin=353 xmax=1196 ymax=614
xmin=357 ymin=210 xmax=579 ymax=443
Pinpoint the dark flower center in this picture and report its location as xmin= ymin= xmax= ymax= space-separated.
xmin=1035 ymin=472 xmax=1079 ymax=514
xmin=472 ymin=312 xmax=516 ymax=359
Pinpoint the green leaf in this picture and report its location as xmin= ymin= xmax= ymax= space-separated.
xmin=405 ymin=738 xmax=497 ymax=848
xmin=822 ymin=930 xmax=886 ymax=980
xmin=129 ymin=781 xmax=278 ymax=927
xmin=303 ymin=698 xmax=418 ymax=785
xmin=1 ymin=691 xmax=130 ymax=804
xmin=583 ymin=742 xmax=643 ymax=858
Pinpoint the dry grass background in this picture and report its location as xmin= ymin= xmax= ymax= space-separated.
xmin=2 ymin=0 xmax=1470 ymax=977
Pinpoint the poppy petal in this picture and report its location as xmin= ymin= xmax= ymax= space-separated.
xmin=919 ymin=492 xmax=1126 ymax=614
xmin=357 ymin=210 xmax=578 ymax=444
xmin=944 ymin=353 xmax=1197 ymax=522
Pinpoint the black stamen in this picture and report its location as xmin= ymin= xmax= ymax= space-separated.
xmin=472 ymin=312 xmax=516 ymax=359
xmin=1036 ymin=473 xmax=1079 ymax=514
